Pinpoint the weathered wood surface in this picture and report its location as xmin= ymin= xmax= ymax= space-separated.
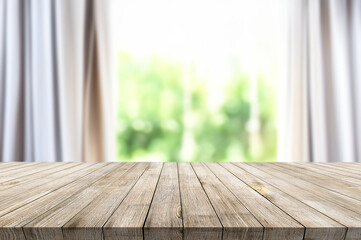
xmin=0 ymin=162 xmax=360 ymax=240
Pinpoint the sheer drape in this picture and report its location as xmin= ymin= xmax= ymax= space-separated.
xmin=0 ymin=0 xmax=116 ymax=162
xmin=279 ymin=0 xmax=361 ymax=162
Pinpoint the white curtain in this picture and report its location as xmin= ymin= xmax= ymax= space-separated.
xmin=278 ymin=0 xmax=361 ymax=162
xmin=0 ymin=0 xmax=117 ymax=162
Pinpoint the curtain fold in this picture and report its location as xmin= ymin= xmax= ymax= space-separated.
xmin=279 ymin=0 xmax=361 ymax=162
xmin=0 ymin=0 xmax=116 ymax=162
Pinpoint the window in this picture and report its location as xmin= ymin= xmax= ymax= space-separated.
xmin=115 ymin=0 xmax=282 ymax=162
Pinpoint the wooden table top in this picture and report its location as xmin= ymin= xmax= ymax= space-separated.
xmin=0 ymin=162 xmax=360 ymax=240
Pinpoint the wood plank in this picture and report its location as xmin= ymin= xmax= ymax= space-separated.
xmin=235 ymin=163 xmax=361 ymax=240
xmin=23 ymin=163 xmax=141 ymax=240
xmin=144 ymin=163 xmax=182 ymax=240
xmin=0 ymin=162 xmax=37 ymax=168
xmin=271 ymin=163 xmax=361 ymax=200
xmin=0 ymin=162 xmax=66 ymax=184
xmin=0 ymin=163 xmax=81 ymax=191
xmin=0 ymin=162 xmax=15 ymax=167
xmin=0 ymin=163 xmax=90 ymax=200
xmin=221 ymin=163 xmax=346 ymax=240
xmin=317 ymin=162 xmax=361 ymax=171
xmin=0 ymin=162 xmax=360 ymax=240
xmin=286 ymin=162 xmax=361 ymax=182
xmin=205 ymin=163 xmax=305 ymax=240
xmin=283 ymin=162 xmax=361 ymax=178
xmin=314 ymin=163 xmax=361 ymax=178
xmin=0 ymin=163 xmax=97 ymax=217
xmin=256 ymin=163 xmax=361 ymax=203
xmin=177 ymin=162 xmax=222 ymax=240
xmin=0 ymin=163 xmax=116 ymax=239
xmin=248 ymin=163 xmax=361 ymax=210
xmin=192 ymin=163 xmax=263 ymax=240
xmin=103 ymin=163 xmax=163 ymax=240
xmin=0 ymin=164 xmax=110 ymax=239
xmin=0 ymin=162 xmax=43 ymax=175
xmin=61 ymin=162 xmax=149 ymax=240
xmin=0 ymin=162 xmax=31 ymax=172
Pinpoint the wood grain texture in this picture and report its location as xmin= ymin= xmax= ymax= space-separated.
xmin=206 ymin=163 xmax=304 ymax=240
xmin=178 ymin=163 xmax=222 ymax=240
xmin=103 ymin=163 xmax=163 ymax=240
xmin=312 ymin=163 xmax=361 ymax=180
xmin=23 ymin=163 xmax=129 ymax=240
xmin=0 ymin=163 xmax=114 ymax=240
xmin=0 ymin=162 xmax=361 ymax=240
xmin=271 ymin=163 xmax=361 ymax=201
xmin=0 ymin=163 xmax=97 ymax=218
xmin=236 ymin=163 xmax=361 ymax=240
xmin=248 ymin=163 xmax=361 ymax=215
xmin=192 ymin=162 xmax=263 ymax=240
xmin=144 ymin=163 xmax=182 ymax=240
xmin=0 ymin=162 xmax=39 ymax=173
xmin=0 ymin=163 xmax=80 ymax=191
xmin=63 ymin=163 xmax=149 ymax=240
xmin=0 ymin=163 xmax=63 ymax=183
xmin=221 ymin=163 xmax=346 ymax=240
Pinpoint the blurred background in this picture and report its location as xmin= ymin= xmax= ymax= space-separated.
xmin=115 ymin=0 xmax=280 ymax=162
xmin=0 ymin=0 xmax=360 ymax=162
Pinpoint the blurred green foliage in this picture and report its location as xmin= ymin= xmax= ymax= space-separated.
xmin=117 ymin=52 xmax=277 ymax=162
